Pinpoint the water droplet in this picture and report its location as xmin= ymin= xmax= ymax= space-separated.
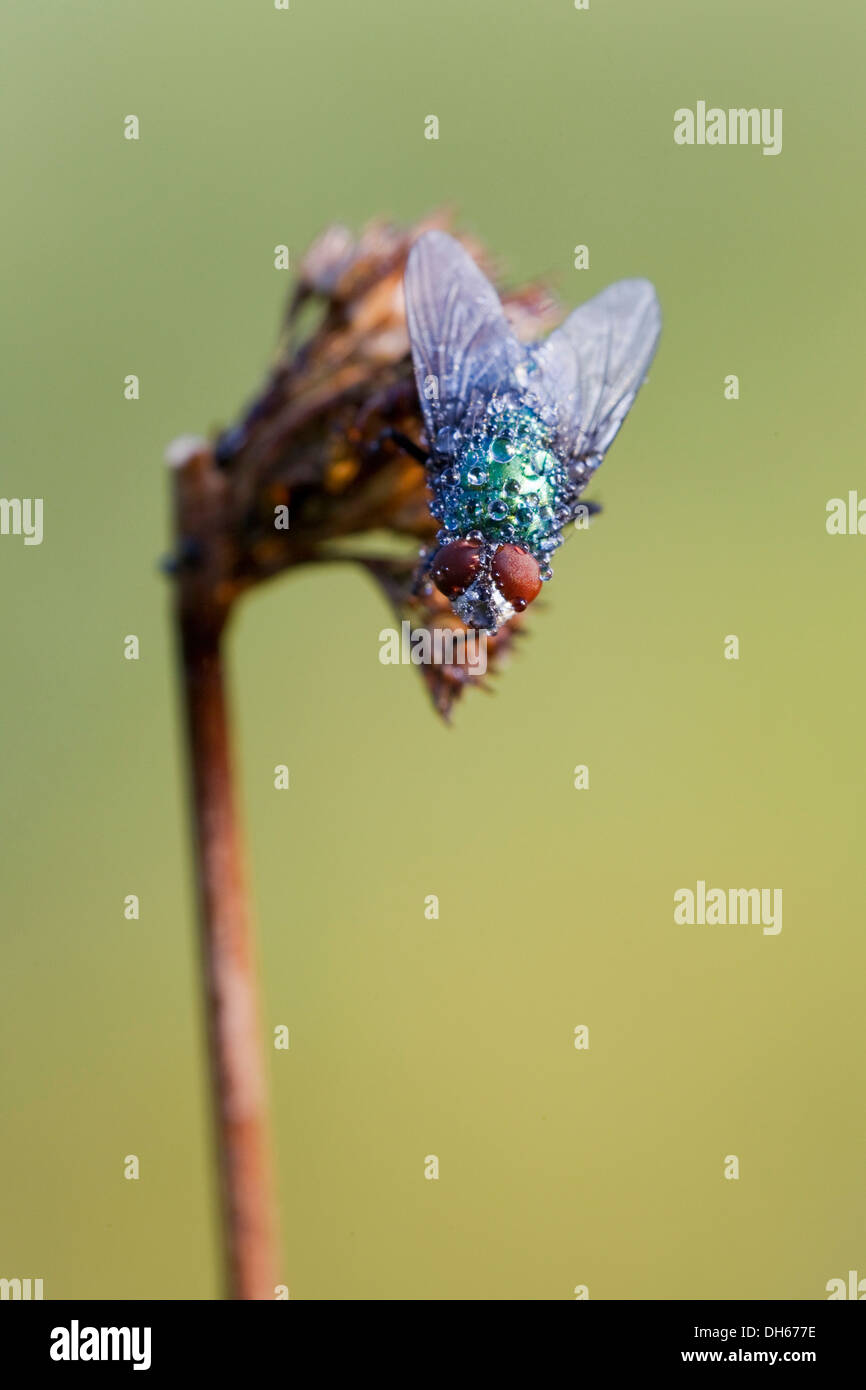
xmin=488 ymin=498 xmax=509 ymax=520
xmin=490 ymin=437 xmax=514 ymax=463
xmin=434 ymin=427 xmax=452 ymax=456
xmin=466 ymin=465 xmax=488 ymax=487
xmin=540 ymin=564 xmax=553 ymax=581
xmin=504 ymin=478 xmax=521 ymax=495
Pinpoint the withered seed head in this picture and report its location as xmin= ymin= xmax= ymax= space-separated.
xmin=167 ymin=215 xmax=566 ymax=717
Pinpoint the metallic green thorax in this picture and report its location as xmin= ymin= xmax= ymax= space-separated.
xmin=429 ymin=403 xmax=568 ymax=564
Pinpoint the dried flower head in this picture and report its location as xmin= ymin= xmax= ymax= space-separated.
xmin=167 ymin=214 xmax=565 ymax=717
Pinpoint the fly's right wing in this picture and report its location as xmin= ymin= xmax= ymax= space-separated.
xmin=530 ymin=278 xmax=662 ymax=473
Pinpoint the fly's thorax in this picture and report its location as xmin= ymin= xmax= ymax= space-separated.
xmin=428 ymin=403 xmax=569 ymax=565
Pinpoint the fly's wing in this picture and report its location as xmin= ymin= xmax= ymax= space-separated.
xmin=530 ymin=278 xmax=661 ymax=483
xmin=404 ymin=231 xmax=523 ymax=463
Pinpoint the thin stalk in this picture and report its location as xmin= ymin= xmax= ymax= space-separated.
xmin=176 ymin=604 xmax=279 ymax=1300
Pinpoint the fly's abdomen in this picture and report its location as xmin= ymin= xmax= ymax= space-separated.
xmin=429 ymin=404 xmax=567 ymax=560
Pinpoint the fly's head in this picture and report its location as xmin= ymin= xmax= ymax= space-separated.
xmin=427 ymin=536 xmax=543 ymax=634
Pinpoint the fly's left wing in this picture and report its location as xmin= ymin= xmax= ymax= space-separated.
xmin=404 ymin=231 xmax=523 ymax=462
xmin=530 ymin=278 xmax=661 ymax=479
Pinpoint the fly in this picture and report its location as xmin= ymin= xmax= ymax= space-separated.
xmin=402 ymin=230 xmax=662 ymax=633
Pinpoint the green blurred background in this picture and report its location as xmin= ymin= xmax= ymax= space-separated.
xmin=2 ymin=0 xmax=864 ymax=1300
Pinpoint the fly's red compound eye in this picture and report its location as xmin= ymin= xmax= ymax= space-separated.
xmin=491 ymin=544 xmax=542 ymax=612
xmin=430 ymin=540 xmax=483 ymax=598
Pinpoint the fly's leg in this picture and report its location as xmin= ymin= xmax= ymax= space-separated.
xmin=358 ymin=424 xmax=437 ymax=596
xmin=376 ymin=427 xmax=430 ymax=466
xmin=564 ymin=455 xmax=604 ymax=525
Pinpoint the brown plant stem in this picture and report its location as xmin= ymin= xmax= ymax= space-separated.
xmin=173 ymin=442 xmax=279 ymax=1298
xmin=177 ymin=610 xmax=279 ymax=1299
